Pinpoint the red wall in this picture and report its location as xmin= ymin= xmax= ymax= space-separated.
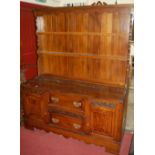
xmin=20 ymin=2 xmax=46 ymax=80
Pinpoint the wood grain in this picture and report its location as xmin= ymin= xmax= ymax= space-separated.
xmin=21 ymin=74 xmax=127 ymax=154
xmin=21 ymin=5 xmax=133 ymax=155
xmin=34 ymin=5 xmax=132 ymax=86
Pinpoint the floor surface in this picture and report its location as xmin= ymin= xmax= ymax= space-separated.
xmin=126 ymin=74 xmax=134 ymax=131
xmin=20 ymin=127 xmax=133 ymax=155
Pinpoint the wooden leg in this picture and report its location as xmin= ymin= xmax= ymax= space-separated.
xmin=24 ymin=121 xmax=34 ymax=130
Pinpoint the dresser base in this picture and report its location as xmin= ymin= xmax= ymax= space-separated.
xmin=21 ymin=74 xmax=128 ymax=155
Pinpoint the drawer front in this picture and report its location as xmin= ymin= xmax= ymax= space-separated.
xmin=49 ymin=113 xmax=83 ymax=132
xmin=49 ymin=92 xmax=85 ymax=111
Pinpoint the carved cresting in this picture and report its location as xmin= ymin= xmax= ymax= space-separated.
xmin=91 ymin=1 xmax=108 ymax=6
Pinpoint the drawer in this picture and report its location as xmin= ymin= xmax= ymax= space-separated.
xmin=48 ymin=112 xmax=83 ymax=132
xmin=49 ymin=92 xmax=85 ymax=111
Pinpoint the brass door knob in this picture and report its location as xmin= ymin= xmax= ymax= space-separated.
xmin=51 ymin=97 xmax=59 ymax=103
xmin=73 ymin=123 xmax=81 ymax=129
xmin=73 ymin=101 xmax=82 ymax=108
xmin=51 ymin=118 xmax=59 ymax=123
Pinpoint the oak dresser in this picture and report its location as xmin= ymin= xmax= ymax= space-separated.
xmin=21 ymin=4 xmax=133 ymax=154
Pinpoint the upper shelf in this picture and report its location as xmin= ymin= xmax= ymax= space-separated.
xmin=35 ymin=5 xmax=133 ymax=87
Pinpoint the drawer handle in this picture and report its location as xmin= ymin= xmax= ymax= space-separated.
xmin=51 ymin=97 xmax=59 ymax=103
xmin=73 ymin=101 xmax=82 ymax=108
xmin=51 ymin=118 xmax=59 ymax=123
xmin=73 ymin=123 xmax=81 ymax=129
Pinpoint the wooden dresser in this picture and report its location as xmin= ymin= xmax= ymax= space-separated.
xmin=21 ymin=4 xmax=133 ymax=154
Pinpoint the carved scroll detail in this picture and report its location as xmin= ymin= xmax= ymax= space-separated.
xmin=91 ymin=1 xmax=108 ymax=6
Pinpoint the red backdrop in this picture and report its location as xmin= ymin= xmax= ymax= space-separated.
xmin=20 ymin=2 xmax=47 ymax=80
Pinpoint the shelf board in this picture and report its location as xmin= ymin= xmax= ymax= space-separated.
xmin=38 ymin=51 xmax=129 ymax=61
xmin=37 ymin=32 xmax=128 ymax=36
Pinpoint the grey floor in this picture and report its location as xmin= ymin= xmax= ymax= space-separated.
xmin=125 ymin=70 xmax=134 ymax=131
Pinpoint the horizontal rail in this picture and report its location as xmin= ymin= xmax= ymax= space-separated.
xmin=38 ymin=51 xmax=129 ymax=61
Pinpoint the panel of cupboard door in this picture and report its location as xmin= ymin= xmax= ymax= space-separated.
xmin=21 ymin=92 xmax=49 ymax=123
xmin=83 ymin=99 xmax=124 ymax=141
xmin=90 ymin=100 xmax=116 ymax=138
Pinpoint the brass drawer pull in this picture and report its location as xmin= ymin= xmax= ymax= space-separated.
xmin=51 ymin=97 xmax=59 ymax=103
xmin=73 ymin=101 xmax=82 ymax=108
xmin=51 ymin=118 xmax=59 ymax=123
xmin=73 ymin=123 xmax=81 ymax=129
xmin=34 ymin=85 xmax=39 ymax=88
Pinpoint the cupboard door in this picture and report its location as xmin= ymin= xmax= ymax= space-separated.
xmin=89 ymin=99 xmax=124 ymax=141
xmin=90 ymin=100 xmax=116 ymax=138
xmin=22 ymin=92 xmax=49 ymax=122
